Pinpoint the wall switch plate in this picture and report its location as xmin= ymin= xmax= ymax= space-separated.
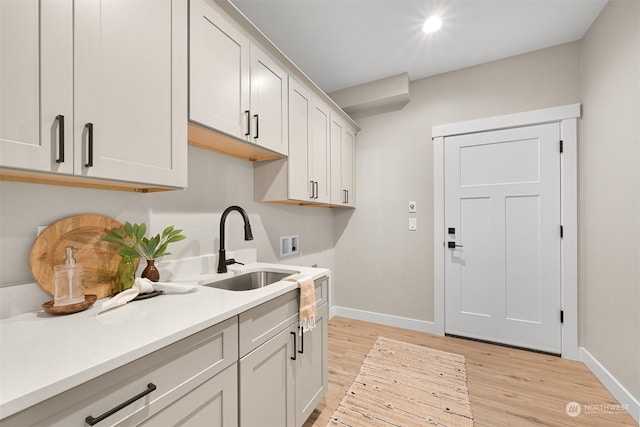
xmin=280 ymin=235 xmax=299 ymax=257
xmin=409 ymin=201 xmax=417 ymax=213
xmin=409 ymin=218 xmax=417 ymax=231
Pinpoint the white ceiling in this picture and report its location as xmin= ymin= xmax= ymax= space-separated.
xmin=231 ymin=0 xmax=608 ymax=93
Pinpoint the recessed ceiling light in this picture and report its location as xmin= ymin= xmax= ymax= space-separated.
xmin=422 ymin=15 xmax=442 ymax=34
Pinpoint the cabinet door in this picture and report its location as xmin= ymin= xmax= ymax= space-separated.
xmin=330 ymin=116 xmax=356 ymax=207
xmin=190 ymin=0 xmax=250 ymax=140
xmin=74 ymin=0 xmax=187 ymax=187
xmin=0 ymin=0 xmax=73 ymax=173
xmin=250 ymin=48 xmax=288 ymax=156
xmin=141 ymin=363 xmax=238 ymax=427
xmin=342 ymin=125 xmax=356 ymax=207
xmin=310 ymin=100 xmax=330 ymax=203
xmin=288 ymin=79 xmax=312 ymax=201
xmin=329 ymin=117 xmax=344 ymax=205
xmin=295 ymin=303 xmax=328 ymax=427
xmin=240 ymin=323 xmax=296 ymax=427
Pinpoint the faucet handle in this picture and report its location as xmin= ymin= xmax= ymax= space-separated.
xmin=225 ymin=258 xmax=244 ymax=266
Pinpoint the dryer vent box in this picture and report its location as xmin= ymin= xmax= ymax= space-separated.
xmin=280 ymin=235 xmax=299 ymax=257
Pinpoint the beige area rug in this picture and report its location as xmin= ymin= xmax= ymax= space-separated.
xmin=327 ymin=336 xmax=474 ymax=426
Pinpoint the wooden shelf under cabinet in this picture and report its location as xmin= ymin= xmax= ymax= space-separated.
xmin=188 ymin=122 xmax=284 ymax=163
xmin=0 ymin=168 xmax=176 ymax=193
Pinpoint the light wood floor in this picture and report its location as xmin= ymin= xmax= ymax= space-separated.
xmin=303 ymin=316 xmax=637 ymax=427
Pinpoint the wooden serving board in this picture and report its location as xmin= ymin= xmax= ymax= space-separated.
xmin=30 ymin=214 xmax=139 ymax=299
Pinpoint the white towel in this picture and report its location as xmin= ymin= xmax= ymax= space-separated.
xmin=285 ymin=274 xmax=317 ymax=334
xmin=97 ymin=277 xmax=197 ymax=315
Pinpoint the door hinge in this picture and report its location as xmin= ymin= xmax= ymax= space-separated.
xmin=559 ymin=140 xmax=564 ymax=153
xmin=560 ymin=310 xmax=564 ymax=323
xmin=560 ymin=225 xmax=564 ymax=238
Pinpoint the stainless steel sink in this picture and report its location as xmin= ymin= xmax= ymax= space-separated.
xmin=204 ymin=269 xmax=298 ymax=291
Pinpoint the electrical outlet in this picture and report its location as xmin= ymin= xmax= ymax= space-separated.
xmin=409 ymin=201 xmax=417 ymax=213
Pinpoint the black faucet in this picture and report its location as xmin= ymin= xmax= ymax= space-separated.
xmin=217 ymin=205 xmax=253 ymax=273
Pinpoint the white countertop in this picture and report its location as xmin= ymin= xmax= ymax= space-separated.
xmin=0 ymin=261 xmax=329 ymax=419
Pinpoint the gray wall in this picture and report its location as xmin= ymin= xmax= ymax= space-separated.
xmin=0 ymin=147 xmax=336 ymax=286
xmin=334 ymin=41 xmax=582 ymax=321
xmin=580 ymin=0 xmax=640 ymax=400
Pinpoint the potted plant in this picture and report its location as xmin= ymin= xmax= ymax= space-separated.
xmin=104 ymin=222 xmax=186 ymax=284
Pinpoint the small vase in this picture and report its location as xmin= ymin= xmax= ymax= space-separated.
xmin=115 ymin=255 xmax=136 ymax=294
xmin=141 ymin=259 xmax=160 ymax=282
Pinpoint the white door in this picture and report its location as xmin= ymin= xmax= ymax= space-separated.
xmin=444 ymin=123 xmax=562 ymax=354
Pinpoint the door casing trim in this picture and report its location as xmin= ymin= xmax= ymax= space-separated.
xmin=432 ymin=103 xmax=581 ymax=360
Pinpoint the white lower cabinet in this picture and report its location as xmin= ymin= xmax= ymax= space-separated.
xmin=238 ymin=278 xmax=328 ymax=427
xmin=1 ymin=277 xmax=329 ymax=427
xmin=294 ymin=303 xmax=328 ymax=427
xmin=239 ymin=323 xmax=297 ymax=427
xmin=1 ymin=317 xmax=238 ymax=427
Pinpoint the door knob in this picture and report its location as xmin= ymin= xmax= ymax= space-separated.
xmin=447 ymin=242 xmax=463 ymax=249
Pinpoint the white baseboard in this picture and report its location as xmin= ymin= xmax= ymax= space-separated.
xmin=579 ymin=347 xmax=640 ymax=424
xmin=330 ymin=305 xmax=440 ymax=335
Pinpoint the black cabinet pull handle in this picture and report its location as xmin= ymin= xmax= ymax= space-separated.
xmin=85 ymin=383 xmax=156 ymax=426
xmin=56 ymin=115 xmax=65 ymax=163
xmin=253 ymin=114 xmax=259 ymax=139
xmin=84 ymin=123 xmax=94 ymax=167
xmin=346 ymin=190 xmax=349 ymax=204
xmin=314 ymin=181 xmax=319 ymax=199
xmin=343 ymin=189 xmax=347 ymax=204
xmin=310 ymin=181 xmax=315 ymax=199
xmin=244 ymin=110 xmax=250 ymax=136
xmin=290 ymin=331 xmax=297 ymax=360
xmin=298 ymin=327 xmax=304 ymax=354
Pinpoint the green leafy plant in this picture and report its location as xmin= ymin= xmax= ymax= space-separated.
xmin=104 ymin=222 xmax=187 ymax=260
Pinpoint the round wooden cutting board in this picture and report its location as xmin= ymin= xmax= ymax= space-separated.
xmin=30 ymin=214 xmax=139 ymax=299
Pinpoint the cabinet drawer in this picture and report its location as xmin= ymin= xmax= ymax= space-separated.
xmin=140 ymin=362 xmax=237 ymax=427
xmin=239 ymin=290 xmax=298 ymax=357
xmin=239 ymin=276 xmax=328 ymax=358
xmin=314 ymin=276 xmax=328 ymax=308
xmin=2 ymin=317 xmax=238 ymax=427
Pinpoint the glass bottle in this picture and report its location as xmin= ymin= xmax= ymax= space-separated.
xmin=116 ymin=255 xmax=136 ymax=293
xmin=54 ymin=246 xmax=85 ymax=306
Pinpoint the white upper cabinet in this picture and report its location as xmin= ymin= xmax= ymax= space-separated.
xmin=0 ymin=0 xmax=73 ymax=174
xmin=330 ymin=115 xmax=356 ymax=207
xmin=190 ymin=0 xmax=250 ymax=140
xmin=74 ymin=0 xmax=187 ymax=187
xmin=189 ymin=0 xmax=288 ymax=157
xmin=256 ymin=78 xmax=352 ymax=207
xmin=250 ymin=48 xmax=289 ymax=155
xmin=277 ymin=78 xmax=328 ymax=204
xmin=0 ymin=0 xmax=187 ymax=189
xmin=288 ymin=79 xmax=312 ymax=201
xmin=310 ymin=99 xmax=331 ymax=204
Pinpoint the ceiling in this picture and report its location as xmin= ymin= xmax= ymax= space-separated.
xmin=231 ymin=0 xmax=608 ymax=93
